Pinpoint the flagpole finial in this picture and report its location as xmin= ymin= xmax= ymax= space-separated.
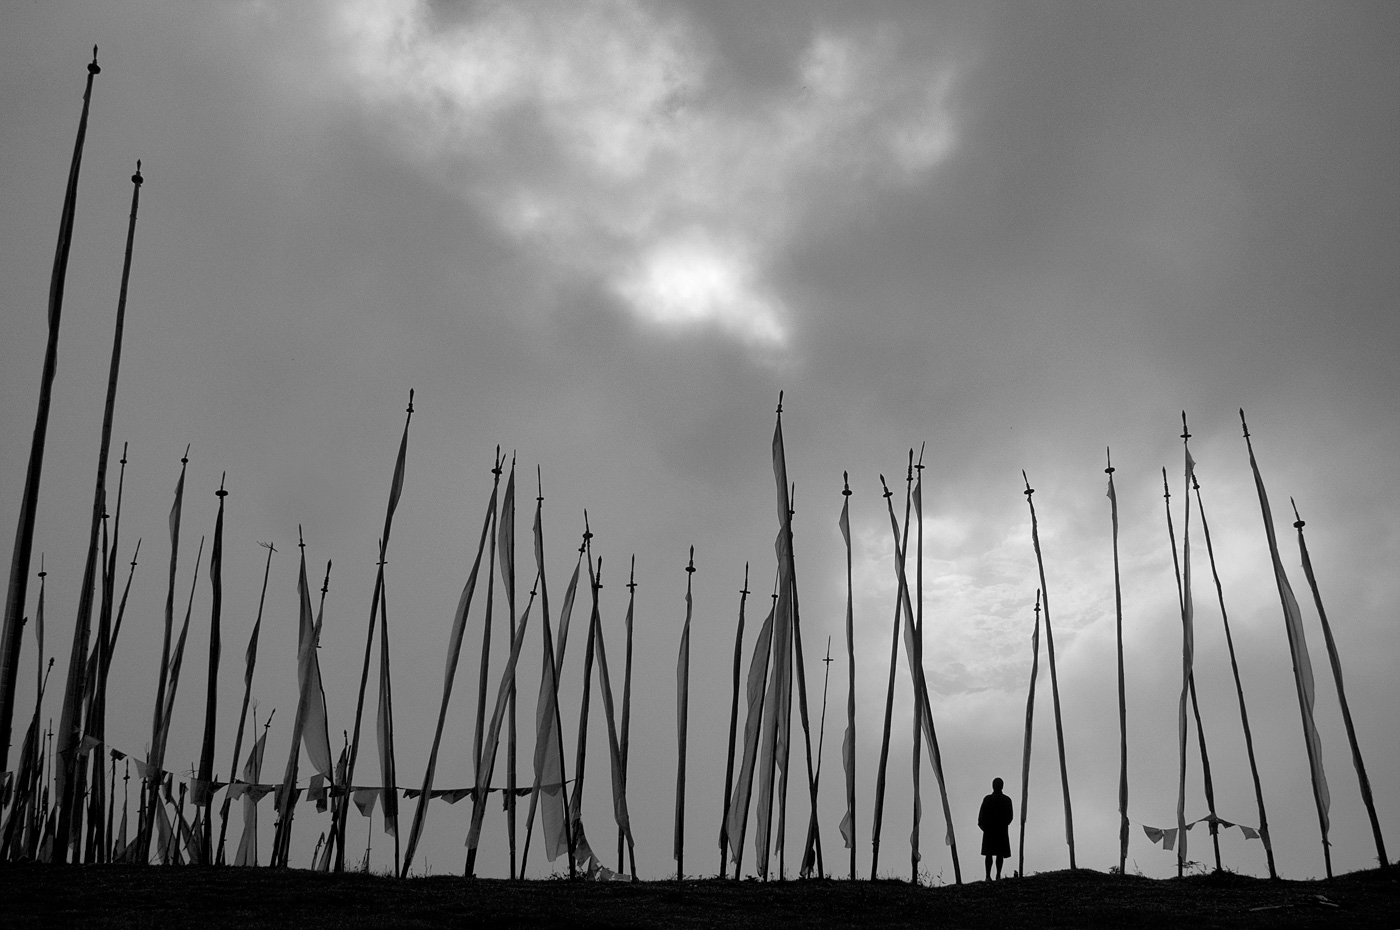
xmin=628 ymin=554 xmax=637 ymax=591
xmin=1034 ymin=588 xmax=1042 ymax=614
xmin=583 ymin=509 xmax=592 ymax=542
xmin=130 ymin=537 xmax=141 ymax=565
xmin=1239 ymin=409 xmax=1250 ymax=439
xmin=492 ymin=445 xmax=502 ymax=477
xmin=89 ymin=46 xmax=100 ymax=74
xmin=1022 ymin=470 xmax=1033 ymax=498
xmin=322 ymin=561 xmax=332 ymax=594
xmin=406 ymin=389 xmax=415 ymax=415
xmin=595 ymin=556 xmax=603 ymax=590
xmin=536 ymin=465 xmax=544 ymax=503
xmin=298 ymin=525 xmax=305 ymax=550
xmin=915 ymin=442 xmax=925 ymax=471
xmin=1105 ymin=447 xmax=1114 ymax=475
xmin=1291 ymin=498 xmax=1304 ymax=529
xmin=182 ymin=444 xmax=191 ymax=465
xmin=1161 ymin=467 xmax=1171 ymax=499
xmin=842 ymin=472 xmax=851 ymax=497
xmin=906 ymin=449 xmax=914 ymax=484
xmin=776 ymin=391 xmax=783 ymax=415
xmin=686 ymin=547 xmax=695 ymax=574
xmin=121 ymin=441 xmax=128 ymax=465
xmin=1180 ymin=411 xmax=1191 ymax=442
xmin=132 ymin=161 xmax=143 ymax=186
xmin=880 ymin=475 xmax=892 ymax=499
xmin=217 ymin=472 xmax=227 ymax=498
xmin=741 ymin=561 xmax=750 ymax=596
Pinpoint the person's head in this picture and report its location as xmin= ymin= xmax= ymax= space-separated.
xmin=992 ymin=777 xmax=1004 ymax=793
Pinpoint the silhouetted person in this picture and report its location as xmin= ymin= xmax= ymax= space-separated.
xmin=979 ymin=777 xmax=1013 ymax=881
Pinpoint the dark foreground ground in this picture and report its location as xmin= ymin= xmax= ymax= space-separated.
xmin=3 ymin=863 xmax=1397 ymax=929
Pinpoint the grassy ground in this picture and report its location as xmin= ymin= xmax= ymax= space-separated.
xmin=3 ymin=863 xmax=1397 ymax=928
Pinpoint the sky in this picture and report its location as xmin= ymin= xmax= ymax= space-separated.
xmin=1 ymin=0 xmax=1396 ymax=882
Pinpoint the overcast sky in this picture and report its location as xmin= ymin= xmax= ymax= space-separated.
xmin=2 ymin=1 xmax=1396 ymax=881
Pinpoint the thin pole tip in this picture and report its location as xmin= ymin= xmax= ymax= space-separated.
xmin=776 ymin=390 xmax=784 ymax=414
xmin=1239 ymin=409 xmax=1250 ymax=437
xmin=182 ymin=444 xmax=191 ymax=464
xmin=89 ymin=48 xmax=100 ymax=74
xmin=217 ymin=472 xmax=227 ymax=496
xmin=406 ymin=388 xmax=415 ymax=414
xmin=842 ymin=472 xmax=852 ymax=496
xmin=298 ymin=525 xmax=305 ymax=549
xmin=686 ymin=546 xmax=696 ymax=572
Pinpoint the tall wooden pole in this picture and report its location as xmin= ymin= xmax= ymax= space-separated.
xmin=0 ymin=50 xmax=101 ymax=774
xmin=1193 ymin=476 xmax=1275 ymax=877
xmin=720 ymin=565 xmax=750 ymax=878
xmin=1106 ymin=452 xmax=1129 ymax=876
xmin=839 ymin=475 xmax=857 ymax=881
xmin=1022 ymin=472 xmax=1075 ymax=869
xmin=1292 ymin=499 xmax=1388 ymax=868
xmin=1240 ymin=411 xmax=1331 ymax=878
xmin=674 ymin=548 xmax=695 ymax=880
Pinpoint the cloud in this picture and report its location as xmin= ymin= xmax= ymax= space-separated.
xmin=326 ymin=0 xmax=959 ymax=353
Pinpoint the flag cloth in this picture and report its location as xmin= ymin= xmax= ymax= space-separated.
xmin=838 ymin=491 xmax=856 ymax=857
xmin=727 ymin=595 xmax=775 ymax=869
xmin=1243 ymin=421 xmax=1330 ymax=848
xmin=234 ymin=726 xmax=267 ymax=867
xmin=297 ymin=556 xmax=333 ymax=781
xmin=531 ymin=590 xmax=569 ymax=862
xmin=352 ymin=789 xmax=379 ymax=818
xmin=195 ymin=486 xmax=226 ymax=830
xmin=590 ymin=583 xmax=633 ymax=853
xmin=1293 ymin=502 xmax=1388 ymax=867
xmin=465 ymin=599 xmax=533 ymax=853
xmin=400 ymin=477 xmax=498 ymax=877
xmin=141 ymin=455 xmax=188 ymax=862
xmin=1018 ymin=596 xmax=1039 ymax=878
xmin=375 ymin=577 xmax=398 ymax=838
